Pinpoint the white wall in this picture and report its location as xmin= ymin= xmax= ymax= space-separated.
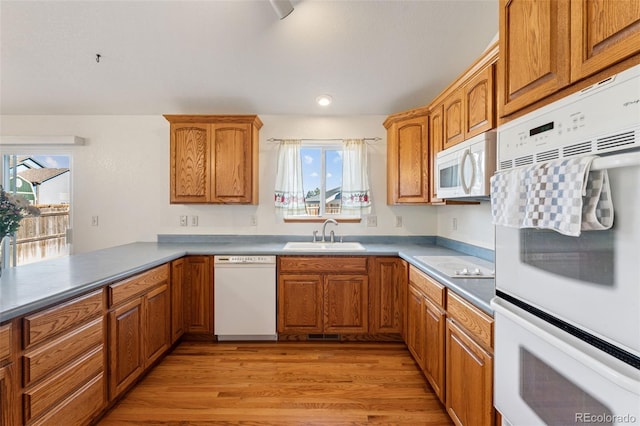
xmin=436 ymin=203 xmax=494 ymax=250
xmin=1 ymin=114 xmax=446 ymax=254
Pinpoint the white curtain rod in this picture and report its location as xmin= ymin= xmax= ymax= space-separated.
xmin=267 ymin=137 xmax=381 ymax=143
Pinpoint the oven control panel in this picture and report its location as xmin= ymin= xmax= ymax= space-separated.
xmin=497 ymin=63 xmax=640 ymax=170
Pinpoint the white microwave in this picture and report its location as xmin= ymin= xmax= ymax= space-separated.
xmin=435 ymin=131 xmax=496 ymax=199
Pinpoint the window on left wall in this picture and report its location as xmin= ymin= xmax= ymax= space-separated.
xmin=1 ymin=153 xmax=72 ymax=267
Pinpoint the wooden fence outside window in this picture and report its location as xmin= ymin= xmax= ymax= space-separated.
xmin=12 ymin=204 xmax=69 ymax=265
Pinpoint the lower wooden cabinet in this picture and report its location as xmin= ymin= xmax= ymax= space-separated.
xmin=0 ymin=322 xmax=12 ymax=426
xmin=406 ymin=265 xmax=494 ymax=426
xmin=0 ymin=362 xmax=13 ymax=426
xmin=170 ymin=257 xmax=186 ymax=343
xmin=423 ymin=296 xmax=446 ymax=402
xmin=20 ymin=290 xmax=106 ymax=425
xmin=108 ymin=264 xmax=170 ymax=400
xmin=184 ymin=256 xmax=214 ymax=337
xmin=277 ymin=274 xmax=324 ymax=333
xmin=446 ymin=319 xmax=494 ymax=426
xmin=369 ymin=257 xmax=407 ymax=336
xmin=29 ymin=373 xmax=106 ymax=426
xmin=445 ymin=292 xmax=494 ymax=426
xmin=324 ymin=274 xmax=368 ymax=333
xmin=109 ymin=297 xmax=144 ymax=399
xmin=406 ymin=284 xmax=425 ymax=368
xmin=277 ymin=256 xmax=369 ymax=336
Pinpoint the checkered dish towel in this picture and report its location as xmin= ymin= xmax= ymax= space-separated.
xmin=490 ymin=156 xmax=614 ymax=237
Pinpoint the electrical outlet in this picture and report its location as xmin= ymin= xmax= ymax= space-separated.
xmin=191 ymin=216 xmax=198 ymax=226
xmin=250 ymin=215 xmax=257 ymax=226
xmin=179 ymin=215 xmax=188 ymax=227
xmin=91 ymin=216 xmax=99 ymax=227
xmin=367 ymin=215 xmax=378 ymax=227
xmin=452 ymin=217 xmax=458 ymax=231
xmin=395 ymin=216 xmax=403 ymax=227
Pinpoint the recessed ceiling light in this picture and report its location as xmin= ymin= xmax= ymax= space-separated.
xmin=316 ymin=95 xmax=333 ymax=107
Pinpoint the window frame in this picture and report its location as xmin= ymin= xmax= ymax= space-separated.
xmin=283 ymin=140 xmax=362 ymax=223
xmin=1 ymin=146 xmax=75 ymax=266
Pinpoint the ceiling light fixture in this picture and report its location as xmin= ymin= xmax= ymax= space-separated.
xmin=316 ymin=95 xmax=333 ymax=107
xmin=269 ymin=0 xmax=294 ymax=20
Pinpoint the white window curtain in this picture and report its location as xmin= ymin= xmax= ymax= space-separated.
xmin=274 ymin=140 xmax=306 ymax=216
xmin=341 ymin=139 xmax=371 ymax=215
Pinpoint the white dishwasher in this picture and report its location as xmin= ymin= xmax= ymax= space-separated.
xmin=214 ymin=255 xmax=277 ymax=341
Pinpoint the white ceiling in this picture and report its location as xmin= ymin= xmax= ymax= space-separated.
xmin=0 ymin=0 xmax=498 ymax=116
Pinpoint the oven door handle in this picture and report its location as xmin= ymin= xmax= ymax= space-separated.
xmin=491 ymin=297 xmax=640 ymax=393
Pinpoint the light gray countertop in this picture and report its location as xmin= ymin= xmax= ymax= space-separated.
xmin=0 ymin=237 xmax=495 ymax=322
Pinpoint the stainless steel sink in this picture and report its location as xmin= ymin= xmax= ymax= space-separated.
xmin=283 ymin=242 xmax=366 ymax=251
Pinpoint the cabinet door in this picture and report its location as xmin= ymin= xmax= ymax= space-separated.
xmin=570 ymin=0 xmax=640 ymax=81
xmin=109 ymin=297 xmax=144 ymax=399
xmin=324 ymin=274 xmax=368 ymax=333
xmin=170 ymin=258 xmax=185 ymax=344
xmin=446 ymin=319 xmax=494 ymax=426
xmin=387 ymin=115 xmax=430 ymax=204
xmin=443 ymin=88 xmax=464 ymax=149
xmin=0 ymin=364 xmax=13 ymax=426
xmin=423 ymin=297 xmax=446 ymax=403
xmin=170 ymin=124 xmax=211 ymax=203
xmin=277 ymin=274 xmax=323 ymax=333
xmin=144 ymin=283 xmax=170 ymax=367
xmin=499 ymin=0 xmax=571 ymax=116
xmin=185 ymin=256 xmax=214 ymax=336
xmin=369 ymin=258 xmax=406 ymax=335
xmin=211 ymin=123 xmax=254 ymax=203
xmin=406 ymin=285 xmax=425 ymax=369
xmin=429 ymin=105 xmax=444 ymax=204
xmin=464 ymin=64 xmax=495 ymax=140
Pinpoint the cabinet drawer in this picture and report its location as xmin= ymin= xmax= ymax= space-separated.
xmin=23 ymin=290 xmax=103 ymax=350
xmin=24 ymin=345 xmax=104 ymax=423
xmin=0 ymin=323 xmax=11 ymax=363
xmin=447 ymin=291 xmax=493 ymax=350
xmin=23 ymin=317 xmax=104 ymax=386
xmin=108 ymin=264 xmax=170 ymax=307
xmin=29 ymin=372 xmax=105 ymax=426
xmin=409 ymin=266 xmax=445 ymax=307
xmin=279 ymin=256 xmax=368 ymax=273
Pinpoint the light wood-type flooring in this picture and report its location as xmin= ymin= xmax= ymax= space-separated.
xmin=98 ymin=341 xmax=452 ymax=425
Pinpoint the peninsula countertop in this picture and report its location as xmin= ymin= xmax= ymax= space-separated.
xmin=0 ymin=236 xmax=495 ymax=322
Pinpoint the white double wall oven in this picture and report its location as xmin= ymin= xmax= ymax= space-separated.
xmin=492 ymin=64 xmax=640 ymax=425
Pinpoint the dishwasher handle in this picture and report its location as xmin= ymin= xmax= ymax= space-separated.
xmin=214 ymin=255 xmax=276 ymax=264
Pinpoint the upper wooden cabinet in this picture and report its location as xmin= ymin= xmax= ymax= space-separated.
xmin=464 ymin=63 xmax=495 ymax=139
xmin=164 ymin=115 xmax=262 ymax=204
xmin=443 ymin=88 xmax=464 ymax=149
xmin=499 ymin=0 xmax=640 ymax=117
xmin=438 ymin=44 xmax=498 ymax=150
xmin=429 ymin=104 xmax=444 ymax=204
xmin=384 ymin=110 xmax=430 ymax=205
xmin=571 ymin=0 xmax=640 ymax=81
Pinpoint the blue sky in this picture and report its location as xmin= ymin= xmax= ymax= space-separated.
xmin=301 ymin=147 xmax=342 ymax=196
xmin=33 ymin=155 xmax=70 ymax=168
